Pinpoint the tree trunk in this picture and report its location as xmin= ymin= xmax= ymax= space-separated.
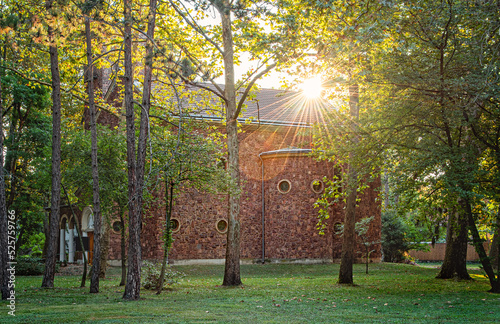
xmin=157 ymin=180 xmax=174 ymax=294
xmin=339 ymin=175 xmax=357 ymax=284
xmin=465 ymin=200 xmax=500 ymax=293
xmin=123 ymin=0 xmax=140 ymax=301
xmin=86 ymin=16 xmax=103 ymax=295
xmin=123 ymin=0 xmax=157 ymax=300
xmin=62 ymin=184 xmax=87 ymax=288
xmin=136 ymin=0 xmax=157 ymax=216
xmin=338 ymin=83 xmax=359 ymax=285
xmin=99 ymin=220 xmax=109 ymax=279
xmin=5 ymin=107 xmax=19 ymax=211
xmin=42 ymin=0 xmax=62 ymax=288
xmin=0 ymin=58 xmax=10 ymax=300
xmin=42 ymin=206 xmax=50 ymax=258
xmin=436 ymin=201 xmax=470 ymax=280
xmin=219 ymin=1 xmax=242 ymax=286
xmin=489 ymin=208 xmax=499 ymax=272
xmin=119 ymin=209 xmax=126 ymax=286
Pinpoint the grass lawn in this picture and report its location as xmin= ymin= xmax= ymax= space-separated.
xmin=3 ymin=263 xmax=499 ymax=323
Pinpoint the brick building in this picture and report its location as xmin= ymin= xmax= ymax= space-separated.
xmin=58 ymin=80 xmax=381 ymax=265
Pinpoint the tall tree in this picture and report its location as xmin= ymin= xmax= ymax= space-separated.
xmin=218 ymin=0 xmax=242 ymax=286
xmin=85 ymin=14 xmax=103 ymax=294
xmin=123 ymin=0 xmax=157 ymax=300
xmin=149 ymin=126 xmax=228 ymax=294
xmin=41 ymin=0 xmax=63 ymax=289
xmin=122 ymin=0 xmax=138 ymax=299
xmin=286 ymin=0 xmax=387 ymax=284
xmin=368 ymin=0 xmax=500 ymax=290
xmin=169 ymin=0 xmax=280 ymax=286
xmin=0 ymin=47 xmax=8 ymax=300
xmin=0 ymin=4 xmax=53 ymax=295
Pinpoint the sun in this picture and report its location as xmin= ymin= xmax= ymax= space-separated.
xmin=299 ymin=76 xmax=323 ymax=99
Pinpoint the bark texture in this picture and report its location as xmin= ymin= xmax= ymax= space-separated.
xmin=86 ymin=17 xmax=103 ymax=294
xmin=123 ymin=0 xmax=140 ymax=300
xmin=123 ymin=0 xmax=157 ymax=300
xmin=338 ymin=83 xmax=359 ymax=285
xmin=465 ymin=200 xmax=500 ymax=293
xmin=99 ymin=220 xmax=109 ymax=279
xmin=490 ymin=209 xmax=500 ymax=272
xmin=219 ymin=0 xmax=242 ymax=286
xmin=0 ymin=59 xmax=9 ymax=299
xmin=119 ymin=209 xmax=126 ymax=286
xmin=157 ymin=181 xmax=174 ymax=294
xmin=42 ymin=1 xmax=62 ymax=288
xmin=436 ymin=202 xmax=470 ymax=280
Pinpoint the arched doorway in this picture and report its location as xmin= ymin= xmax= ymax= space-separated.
xmin=81 ymin=206 xmax=95 ymax=265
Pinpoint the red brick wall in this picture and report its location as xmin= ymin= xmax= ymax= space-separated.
xmin=107 ymin=124 xmax=382 ymax=262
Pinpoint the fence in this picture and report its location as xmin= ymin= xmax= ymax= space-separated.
xmin=408 ymin=242 xmax=490 ymax=262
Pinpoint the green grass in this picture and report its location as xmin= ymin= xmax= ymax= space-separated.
xmin=3 ymin=263 xmax=499 ymax=323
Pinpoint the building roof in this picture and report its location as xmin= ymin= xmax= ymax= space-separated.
xmin=175 ymin=84 xmax=334 ymax=127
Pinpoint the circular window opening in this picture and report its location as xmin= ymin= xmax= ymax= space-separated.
xmin=112 ymin=221 xmax=122 ymax=233
xmin=334 ymin=222 xmax=343 ymax=235
xmin=170 ymin=218 xmax=180 ymax=233
xmin=311 ymin=179 xmax=324 ymax=193
xmin=216 ymin=219 xmax=228 ymax=234
xmin=277 ymin=179 xmax=291 ymax=194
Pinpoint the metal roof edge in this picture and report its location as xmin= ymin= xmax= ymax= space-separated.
xmin=187 ymin=115 xmax=313 ymax=128
xmin=259 ymin=148 xmax=313 ymax=159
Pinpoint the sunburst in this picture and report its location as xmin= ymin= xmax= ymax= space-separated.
xmin=299 ymin=76 xmax=323 ymax=99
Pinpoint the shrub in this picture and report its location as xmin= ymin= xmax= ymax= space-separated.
xmin=16 ymin=257 xmax=59 ymax=276
xmin=141 ymin=260 xmax=186 ymax=289
xmin=381 ymin=210 xmax=411 ymax=262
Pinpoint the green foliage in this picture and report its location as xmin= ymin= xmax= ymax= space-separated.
xmin=334 ymin=216 xmax=379 ymax=273
xmin=141 ymin=260 xmax=186 ymax=290
xmin=61 ymin=125 xmax=128 ymax=215
xmin=146 ymin=117 xmax=231 ymax=259
xmin=1 ymin=71 xmax=52 ymax=255
xmin=20 ymin=232 xmax=45 ymax=257
xmin=314 ymin=175 xmax=341 ymax=235
xmin=16 ymin=257 xmax=59 ymax=276
xmin=381 ymin=210 xmax=411 ymax=263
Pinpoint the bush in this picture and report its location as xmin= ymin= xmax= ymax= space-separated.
xmin=16 ymin=257 xmax=60 ymax=276
xmin=381 ymin=210 xmax=411 ymax=262
xmin=141 ymin=260 xmax=185 ymax=289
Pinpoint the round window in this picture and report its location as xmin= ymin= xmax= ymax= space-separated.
xmin=277 ymin=179 xmax=291 ymax=194
xmin=311 ymin=179 xmax=324 ymax=193
xmin=216 ymin=219 xmax=228 ymax=233
xmin=112 ymin=220 xmax=122 ymax=233
xmin=334 ymin=222 xmax=343 ymax=235
xmin=170 ymin=218 xmax=180 ymax=232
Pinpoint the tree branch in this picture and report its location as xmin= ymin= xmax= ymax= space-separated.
xmin=235 ymin=62 xmax=276 ymax=118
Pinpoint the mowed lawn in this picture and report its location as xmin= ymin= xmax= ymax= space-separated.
xmin=3 ymin=263 xmax=500 ymax=323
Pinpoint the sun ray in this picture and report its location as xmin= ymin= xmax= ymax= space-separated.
xmin=299 ymin=77 xmax=323 ymax=99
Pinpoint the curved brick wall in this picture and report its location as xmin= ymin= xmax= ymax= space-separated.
xmin=107 ymin=124 xmax=381 ymax=262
